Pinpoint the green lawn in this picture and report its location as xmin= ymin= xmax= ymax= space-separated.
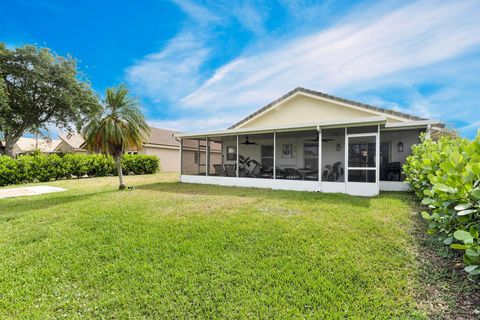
xmin=0 ymin=173 xmax=426 ymax=318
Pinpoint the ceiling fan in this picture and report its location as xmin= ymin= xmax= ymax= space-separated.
xmin=240 ymin=136 xmax=257 ymax=145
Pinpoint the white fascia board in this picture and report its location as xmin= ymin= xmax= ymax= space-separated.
xmin=175 ymin=116 xmax=386 ymax=139
xmin=383 ymin=120 xmax=441 ymax=129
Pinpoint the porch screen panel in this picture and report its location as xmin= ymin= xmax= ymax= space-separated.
xmin=181 ymin=138 xmax=206 ymax=175
xmin=275 ymin=130 xmax=318 ymax=180
xmin=321 ymin=128 xmax=345 ymax=182
xmin=347 ymin=135 xmax=376 ymax=183
xmin=208 ymin=137 xmax=225 ymax=176
xmin=380 ymin=129 xmax=423 ymax=181
xmin=238 ymin=133 xmax=274 ymax=178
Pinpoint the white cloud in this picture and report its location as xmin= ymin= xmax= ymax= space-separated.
xmin=126 ymin=0 xmax=480 ymax=135
xmin=181 ymin=0 xmax=480 ymax=113
xmin=170 ymin=0 xmax=222 ymax=26
xmin=148 ymin=115 xmax=238 ymax=133
xmin=126 ymin=32 xmax=210 ymax=103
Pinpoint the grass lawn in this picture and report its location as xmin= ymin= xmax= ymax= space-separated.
xmin=0 ymin=173 xmax=466 ymax=318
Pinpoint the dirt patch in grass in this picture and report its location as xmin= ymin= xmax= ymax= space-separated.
xmin=410 ymin=207 xmax=480 ymax=319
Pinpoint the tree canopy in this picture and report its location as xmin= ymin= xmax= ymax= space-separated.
xmin=0 ymin=43 xmax=100 ymax=156
xmin=83 ymin=84 xmax=149 ymax=189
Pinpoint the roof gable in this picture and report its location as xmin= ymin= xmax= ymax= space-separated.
xmin=230 ymin=87 xmax=426 ymax=129
xmin=58 ymin=133 xmax=85 ymax=149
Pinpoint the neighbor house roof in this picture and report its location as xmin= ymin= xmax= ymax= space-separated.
xmin=15 ymin=137 xmax=61 ymax=153
xmin=145 ymin=127 xmax=179 ymax=147
xmin=229 ymin=87 xmax=427 ymax=129
xmin=58 ymin=133 xmax=85 ymax=150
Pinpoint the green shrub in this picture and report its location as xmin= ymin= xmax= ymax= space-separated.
xmin=0 ymin=155 xmax=19 ymax=185
xmin=404 ymin=132 xmax=480 ymax=279
xmin=85 ymin=154 xmax=115 ymax=177
xmin=122 ymin=154 xmax=159 ymax=175
xmin=62 ymin=154 xmax=89 ymax=178
xmin=0 ymin=153 xmax=160 ymax=187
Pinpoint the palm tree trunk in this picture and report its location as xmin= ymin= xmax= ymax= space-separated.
xmin=114 ymin=155 xmax=126 ymax=190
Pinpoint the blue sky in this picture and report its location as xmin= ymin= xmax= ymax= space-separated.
xmin=1 ymin=0 xmax=480 ymax=138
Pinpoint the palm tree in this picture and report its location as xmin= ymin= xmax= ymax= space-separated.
xmin=82 ymin=84 xmax=149 ymax=190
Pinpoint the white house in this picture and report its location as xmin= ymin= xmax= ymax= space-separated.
xmin=175 ymin=88 xmax=443 ymax=196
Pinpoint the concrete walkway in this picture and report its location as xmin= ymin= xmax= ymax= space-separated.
xmin=0 ymin=186 xmax=66 ymax=199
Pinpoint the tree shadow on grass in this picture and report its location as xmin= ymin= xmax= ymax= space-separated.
xmin=0 ymin=190 xmax=113 ymax=217
xmin=136 ymin=181 xmax=373 ymax=208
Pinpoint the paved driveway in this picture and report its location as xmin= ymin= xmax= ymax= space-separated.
xmin=0 ymin=186 xmax=66 ymax=199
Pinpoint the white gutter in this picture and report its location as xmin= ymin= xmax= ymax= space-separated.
xmin=384 ymin=120 xmax=441 ymax=128
xmin=175 ymin=116 xmax=387 ymax=139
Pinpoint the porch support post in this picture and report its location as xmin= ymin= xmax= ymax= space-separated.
xmin=425 ymin=124 xmax=432 ymax=140
xmin=180 ymin=138 xmax=183 ymax=175
xmin=317 ymin=126 xmax=322 ymax=184
xmin=197 ymin=140 xmax=200 ymax=175
xmin=206 ymin=137 xmax=209 ymax=176
xmin=221 ymin=141 xmax=224 ymax=166
xmin=236 ymin=134 xmax=239 ymax=178
xmin=344 ymin=127 xmax=348 ymax=193
xmin=376 ymin=125 xmax=380 ymax=194
xmin=273 ymin=131 xmax=276 ymax=180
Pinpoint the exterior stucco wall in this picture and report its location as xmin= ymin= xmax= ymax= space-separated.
xmin=141 ymin=146 xmax=180 ymax=172
xmin=238 ymin=95 xmax=402 ymax=129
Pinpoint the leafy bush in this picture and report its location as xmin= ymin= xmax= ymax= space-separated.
xmin=404 ymin=132 xmax=480 ymax=279
xmin=122 ymin=154 xmax=159 ymax=175
xmin=0 ymin=153 xmax=160 ymax=186
xmin=0 ymin=155 xmax=18 ymax=186
xmin=85 ymin=154 xmax=115 ymax=177
xmin=63 ymin=154 xmax=89 ymax=178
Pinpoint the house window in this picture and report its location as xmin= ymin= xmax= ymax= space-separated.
xmin=194 ymin=152 xmax=200 ymax=164
xmin=226 ymin=146 xmax=237 ymax=161
xmin=127 ymin=151 xmax=138 ymax=155
xmin=304 ymin=143 xmax=318 ymax=169
xmin=261 ymin=145 xmax=274 ymax=168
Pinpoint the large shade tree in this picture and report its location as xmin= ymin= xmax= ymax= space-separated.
xmin=0 ymin=43 xmax=100 ymax=157
xmin=82 ymin=84 xmax=150 ymax=190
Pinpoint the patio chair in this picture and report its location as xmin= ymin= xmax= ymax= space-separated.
xmin=275 ymin=168 xmax=285 ymax=179
xmin=386 ymin=162 xmax=401 ymax=181
xmin=213 ymin=164 xmax=226 ymax=176
xmin=224 ymin=164 xmax=236 ymax=177
xmin=259 ymin=168 xmax=273 ymax=179
xmin=239 ymin=167 xmax=248 ymax=177
xmin=332 ymin=161 xmax=344 ymax=180
xmin=284 ymin=168 xmax=301 ymax=180
xmin=250 ymin=163 xmax=262 ymax=177
xmin=304 ymin=170 xmax=318 ymax=181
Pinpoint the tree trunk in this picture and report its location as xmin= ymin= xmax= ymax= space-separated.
xmin=3 ymin=139 xmax=16 ymax=158
xmin=114 ymin=155 xmax=126 ymax=190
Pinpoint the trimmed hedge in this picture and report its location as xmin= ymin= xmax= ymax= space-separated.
xmin=0 ymin=153 xmax=159 ymax=186
xmin=404 ymin=132 xmax=480 ymax=279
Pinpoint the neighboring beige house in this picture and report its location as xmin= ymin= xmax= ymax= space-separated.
xmin=10 ymin=137 xmax=61 ymax=157
xmin=176 ymin=87 xmax=444 ymax=196
xmin=128 ymin=127 xmax=220 ymax=172
xmin=53 ymin=127 xmax=221 ymax=172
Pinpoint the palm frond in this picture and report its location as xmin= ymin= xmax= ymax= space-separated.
xmin=82 ymin=84 xmax=150 ymax=156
